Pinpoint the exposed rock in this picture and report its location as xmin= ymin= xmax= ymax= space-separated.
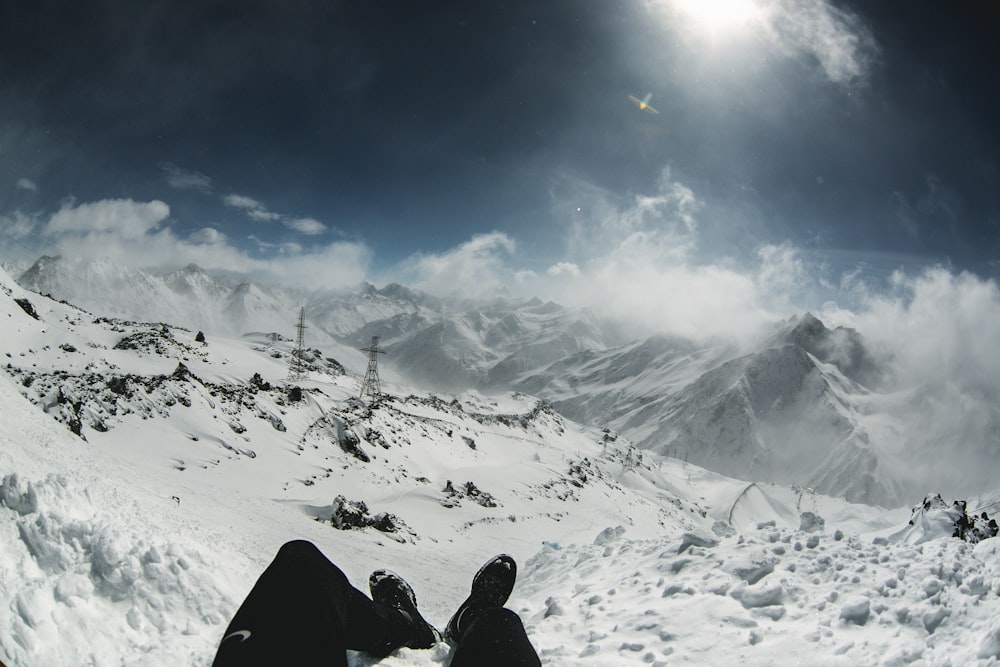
xmin=15 ymin=297 xmax=40 ymax=320
xmin=325 ymin=495 xmax=407 ymax=536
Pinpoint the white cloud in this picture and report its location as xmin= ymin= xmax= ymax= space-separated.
xmin=557 ymin=167 xmax=700 ymax=264
xmin=46 ymin=199 xmax=169 ymax=240
xmin=264 ymin=242 xmax=370 ymax=286
xmin=547 ymin=261 xmax=581 ymax=277
xmin=391 ymin=232 xmax=517 ymax=298
xmin=755 ymin=242 xmax=807 ymax=297
xmin=285 ymin=217 xmax=327 ymax=235
xmin=843 ymin=268 xmax=1000 ymax=392
xmin=765 ymin=0 xmax=878 ymax=86
xmin=224 ymin=193 xmax=327 ymax=232
xmin=223 ymin=194 xmax=264 ymax=210
xmin=529 ymin=167 xmax=790 ymax=344
xmin=648 ymin=0 xmax=878 ymax=87
xmin=515 ymin=269 xmax=538 ymax=284
xmin=159 ymin=163 xmax=212 ymax=193
xmin=24 ymin=198 xmax=366 ymax=289
xmin=0 ymin=211 xmax=39 ymax=239
xmin=16 ymin=178 xmax=38 ymax=192
xmin=224 ymin=194 xmax=281 ymax=221
xmin=188 ymin=227 xmax=227 ymax=244
xmin=249 ymin=209 xmax=283 ymax=222
xmin=537 ymin=245 xmax=773 ymax=344
xmin=248 ymin=235 xmax=305 ymax=255
xmin=819 ymin=268 xmax=1000 ymax=495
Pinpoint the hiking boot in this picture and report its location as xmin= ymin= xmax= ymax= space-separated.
xmin=444 ymin=554 xmax=517 ymax=645
xmin=369 ymin=569 xmax=441 ymax=649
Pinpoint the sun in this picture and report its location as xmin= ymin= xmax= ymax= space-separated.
xmin=673 ymin=0 xmax=761 ymax=32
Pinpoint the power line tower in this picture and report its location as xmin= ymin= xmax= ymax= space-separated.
xmin=287 ymin=307 xmax=308 ymax=382
xmin=359 ymin=336 xmax=385 ymax=401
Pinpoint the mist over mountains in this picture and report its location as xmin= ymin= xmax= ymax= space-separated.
xmin=15 ymin=254 xmax=1000 ymax=507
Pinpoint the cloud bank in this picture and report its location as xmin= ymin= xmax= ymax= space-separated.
xmin=820 ymin=268 xmax=1000 ymax=496
xmin=389 ymin=232 xmax=518 ymax=298
xmin=2 ymin=198 xmax=366 ymax=288
xmin=46 ymin=199 xmax=169 ymax=239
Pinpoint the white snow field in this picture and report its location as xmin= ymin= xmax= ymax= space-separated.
xmin=3 ymin=267 xmax=1000 ymax=666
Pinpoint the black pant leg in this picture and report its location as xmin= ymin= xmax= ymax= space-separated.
xmin=212 ymin=540 xmax=412 ymax=666
xmin=450 ymin=608 xmax=541 ymax=667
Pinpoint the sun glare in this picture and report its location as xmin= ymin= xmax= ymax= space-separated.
xmin=674 ymin=0 xmax=761 ymax=32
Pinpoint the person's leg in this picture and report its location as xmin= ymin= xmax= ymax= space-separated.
xmin=445 ymin=554 xmax=541 ymax=667
xmin=212 ymin=540 xmax=414 ymax=666
xmin=449 ymin=607 xmax=541 ymax=667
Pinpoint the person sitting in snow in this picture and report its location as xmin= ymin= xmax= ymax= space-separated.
xmin=212 ymin=540 xmax=541 ymax=667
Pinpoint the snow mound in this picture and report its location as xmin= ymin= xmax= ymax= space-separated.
xmin=514 ymin=522 xmax=1000 ymax=666
xmin=0 ymin=472 xmax=237 ymax=666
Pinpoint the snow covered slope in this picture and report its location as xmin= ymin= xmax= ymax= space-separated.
xmin=17 ymin=256 xmax=324 ymax=342
xmin=16 ymin=255 xmax=1000 ymax=509
xmin=513 ymin=316 xmax=908 ymax=506
xmin=4 ymin=266 xmax=1000 ymax=666
xmin=377 ymin=299 xmax=609 ymax=391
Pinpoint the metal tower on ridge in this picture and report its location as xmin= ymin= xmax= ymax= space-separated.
xmin=359 ymin=336 xmax=385 ymax=401
xmin=287 ymin=307 xmax=308 ymax=382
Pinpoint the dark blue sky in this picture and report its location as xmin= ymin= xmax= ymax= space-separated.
xmin=1 ymin=0 xmax=998 ymax=288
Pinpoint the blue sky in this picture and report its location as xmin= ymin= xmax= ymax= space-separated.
xmin=1 ymin=0 xmax=998 ymax=325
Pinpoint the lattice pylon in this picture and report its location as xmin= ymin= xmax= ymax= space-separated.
xmin=287 ymin=306 xmax=309 ymax=382
xmin=359 ymin=335 xmax=385 ymax=401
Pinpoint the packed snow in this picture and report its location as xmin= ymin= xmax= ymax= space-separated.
xmin=3 ymin=267 xmax=1000 ymax=666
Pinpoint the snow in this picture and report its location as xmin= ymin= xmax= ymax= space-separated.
xmin=19 ymin=257 xmax=1000 ymax=509
xmin=3 ymin=266 xmax=1000 ymax=666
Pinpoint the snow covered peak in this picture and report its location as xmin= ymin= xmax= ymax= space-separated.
xmin=376 ymin=282 xmax=421 ymax=303
xmin=768 ymin=312 xmax=879 ymax=387
xmin=162 ymin=263 xmax=232 ymax=300
xmin=18 ymin=255 xmax=173 ymax=320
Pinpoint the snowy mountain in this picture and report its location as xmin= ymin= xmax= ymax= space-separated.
xmin=4 ymin=264 xmax=1000 ymax=666
xmin=17 ymin=255 xmax=338 ymax=344
xmin=304 ymin=282 xmax=441 ymax=340
xmin=13 ymin=256 xmax=1000 ymax=509
xmin=14 ymin=256 xmax=613 ymax=391
xmin=379 ymin=299 xmax=610 ymax=391
xmin=19 ymin=255 xmax=184 ymax=324
xmin=511 ymin=315 xmax=905 ymax=506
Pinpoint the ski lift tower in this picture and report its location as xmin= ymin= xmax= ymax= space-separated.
xmin=287 ymin=307 xmax=309 ymax=382
xmin=359 ymin=336 xmax=385 ymax=402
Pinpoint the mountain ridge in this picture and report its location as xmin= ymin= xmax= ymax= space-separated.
xmin=13 ymin=255 xmax=1000 ymax=507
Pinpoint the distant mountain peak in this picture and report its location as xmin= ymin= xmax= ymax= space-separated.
xmin=766 ymin=312 xmax=879 ymax=388
xmin=377 ymin=282 xmax=418 ymax=301
xmin=19 ymin=254 xmax=63 ymax=281
xmin=230 ymin=281 xmax=253 ymax=296
xmin=796 ymin=311 xmax=823 ymax=328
